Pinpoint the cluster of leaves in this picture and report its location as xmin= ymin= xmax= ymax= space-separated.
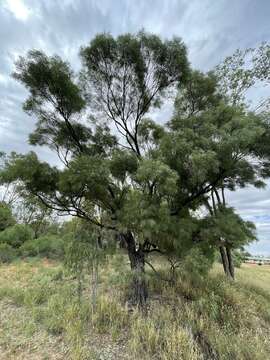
xmin=215 ymin=42 xmax=270 ymax=110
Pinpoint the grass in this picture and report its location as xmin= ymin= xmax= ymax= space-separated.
xmin=234 ymin=263 xmax=270 ymax=294
xmin=0 ymin=257 xmax=269 ymax=359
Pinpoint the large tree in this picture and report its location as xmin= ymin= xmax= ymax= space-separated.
xmin=166 ymin=70 xmax=266 ymax=278
xmin=1 ymin=34 xmax=268 ymax=305
xmin=1 ymin=32 xmax=190 ymax=306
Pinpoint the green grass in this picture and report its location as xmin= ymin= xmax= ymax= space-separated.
xmin=0 ymin=258 xmax=269 ymax=359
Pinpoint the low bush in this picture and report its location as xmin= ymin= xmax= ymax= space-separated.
xmin=0 ymin=224 xmax=34 ymax=248
xmin=20 ymin=235 xmax=65 ymax=259
xmin=0 ymin=243 xmax=18 ymax=263
xmin=0 ymin=202 xmax=15 ymax=231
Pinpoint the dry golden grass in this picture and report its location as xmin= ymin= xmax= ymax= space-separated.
xmin=236 ymin=263 xmax=270 ymax=294
xmin=0 ymin=300 xmax=67 ymax=360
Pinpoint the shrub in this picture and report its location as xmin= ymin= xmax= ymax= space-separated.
xmin=0 ymin=202 xmax=15 ymax=231
xmin=0 ymin=224 xmax=34 ymax=248
xmin=20 ymin=235 xmax=65 ymax=259
xmin=0 ymin=243 xmax=17 ymax=263
xmin=181 ymin=247 xmax=214 ymax=278
xmin=232 ymin=249 xmax=248 ymax=268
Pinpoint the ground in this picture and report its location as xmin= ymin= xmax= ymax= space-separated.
xmin=0 ymin=258 xmax=269 ymax=359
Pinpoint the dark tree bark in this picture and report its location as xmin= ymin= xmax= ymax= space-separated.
xmin=219 ymin=246 xmax=234 ymax=279
xmin=219 ymin=246 xmax=230 ymax=277
xmin=118 ymin=233 xmax=127 ymax=249
xmin=97 ymin=235 xmax=103 ymax=249
xmin=226 ymin=246 xmax=235 ymax=279
xmin=123 ymin=231 xmax=148 ymax=308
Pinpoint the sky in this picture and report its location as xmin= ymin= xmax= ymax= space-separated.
xmin=0 ymin=0 xmax=269 ymax=255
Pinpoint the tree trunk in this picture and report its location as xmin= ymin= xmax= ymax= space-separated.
xmin=219 ymin=246 xmax=234 ymax=280
xmin=219 ymin=246 xmax=230 ymax=278
xmin=91 ymin=261 xmax=99 ymax=310
xmin=226 ymin=246 xmax=234 ymax=279
xmin=123 ymin=231 xmax=148 ymax=308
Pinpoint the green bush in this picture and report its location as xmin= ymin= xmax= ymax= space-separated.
xmin=0 ymin=224 xmax=34 ymax=248
xmin=0 ymin=243 xmax=17 ymax=263
xmin=181 ymin=247 xmax=214 ymax=278
xmin=0 ymin=202 xmax=15 ymax=231
xmin=20 ymin=235 xmax=65 ymax=259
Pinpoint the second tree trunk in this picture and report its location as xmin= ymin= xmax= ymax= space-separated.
xmin=123 ymin=231 xmax=148 ymax=307
xmin=219 ymin=246 xmax=234 ymax=279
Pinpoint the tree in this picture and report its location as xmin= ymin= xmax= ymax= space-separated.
xmin=0 ymin=152 xmax=21 ymax=206
xmin=1 ymin=34 xmax=268 ymax=305
xmin=1 ymin=152 xmax=55 ymax=237
xmin=1 ymin=32 xmax=189 ymax=307
xmin=167 ymin=70 xmax=266 ymax=278
xmin=64 ymin=218 xmax=115 ymax=307
xmin=203 ymin=193 xmax=256 ymax=279
xmin=14 ymin=194 xmax=55 ymax=238
xmin=214 ymin=43 xmax=270 ymax=275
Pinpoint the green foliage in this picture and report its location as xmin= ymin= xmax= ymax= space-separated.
xmin=134 ymin=159 xmax=179 ymax=197
xmin=0 ymin=224 xmax=34 ymax=248
xmin=65 ymin=219 xmax=116 ymax=271
xmin=59 ymin=155 xmax=110 ymax=201
xmin=174 ymin=70 xmax=222 ymax=117
xmin=80 ymin=31 xmax=189 ymax=111
xmin=1 ymin=151 xmax=59 ymax=194
xmin=215 ymin=42 xmax=270 ymax=108
xmin=13 ymin=50 xmax=85 ymax=114
xmin=202 ymin=207 xmax=256 ymax=250
xmin=180 ymin=247 xmax=215 ymax=278
xmin=20 ymin=235 xmax=64 ymax=259
xmin=0 ymin=243 xmax=17 ymax=263
xmin=109 ymin=150 xmax=138 ymax=182
xmin=168 ymin=101 xmax=266 ymax=196
xmin=232 ymin=248 xmax=250 ymax=268
xmin=0 ymin=202 xmax=15 ymax=231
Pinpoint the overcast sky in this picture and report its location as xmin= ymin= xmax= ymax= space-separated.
xmin=0 ymin=0 xmax=269 ymax=255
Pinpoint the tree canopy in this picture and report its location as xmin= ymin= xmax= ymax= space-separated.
xmin=1 ymin=32 xmax=269 ymax=305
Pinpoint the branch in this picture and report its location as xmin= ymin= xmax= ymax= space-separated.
xmin=145 ymin=260 xmax=172 ymax=283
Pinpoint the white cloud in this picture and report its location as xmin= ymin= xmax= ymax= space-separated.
xmin=3 ymin=0 xmax=32 ymax=21
xmin=0 ymin=73 xmax=8 ymax=84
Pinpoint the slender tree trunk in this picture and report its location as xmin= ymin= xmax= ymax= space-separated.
xmin=97 ymin=235 xmax=103 ymax=249
xmin=91 ymin=261 xmax=99 ymax=309
xmin=123 ymin=231 xmax=148 ymax=308
xmin=226 ymin=246 xmax=234 ymax=279
xmin=219 ymin=246 xmax=234 ymax=279
xmin=219 ymin=246 xmax=230 ymax=277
